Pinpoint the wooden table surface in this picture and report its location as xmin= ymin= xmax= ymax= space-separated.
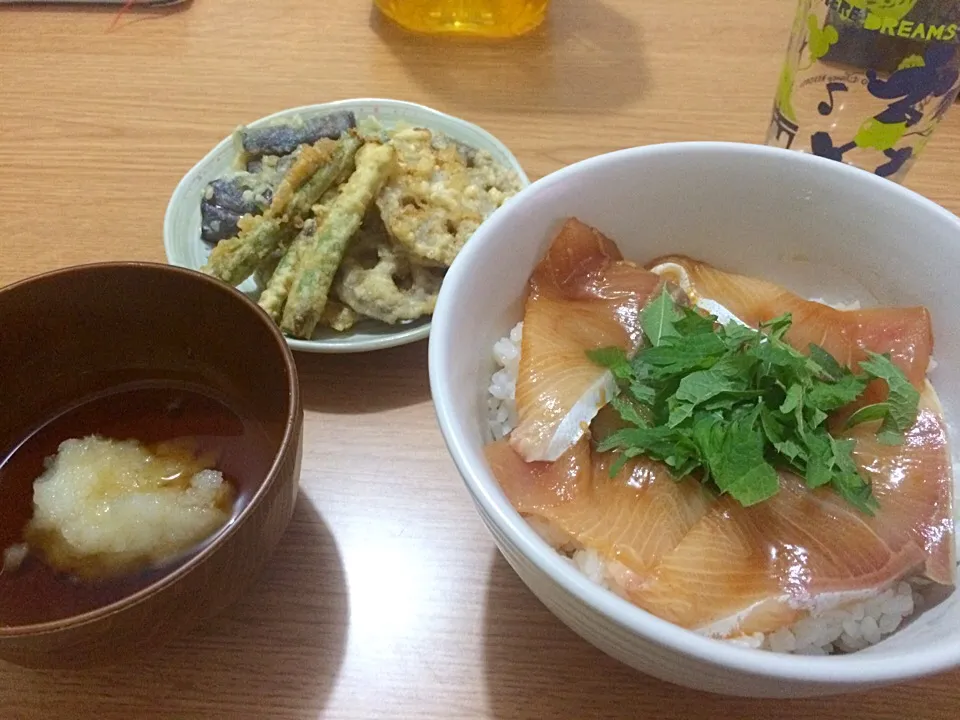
xmin=2 ymin=1 xmax=960 ymax=718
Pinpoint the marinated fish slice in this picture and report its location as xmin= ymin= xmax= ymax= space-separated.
xmin=589 ymin=403 xmax=630 ymax=444
xmin=486 ymin=437 xmax=712 ymax=576
xmin=845 ymin=382 xmax=955 ymax=585
xmin=510 ymin=219 xmax=662 ymax=462
xmin=852 ymin=306 xmax=933 ymax=386
xmin=485 ymin=436 xmax=593 ymax=513
xmin=630 ymin=475 xmax=926 ymax=636
xmin=649 ymin=255 xmax=933 ymax=388
xmin=489 ymin=240 xmax=953 ymax=650
xmin=239 ymin=110 xmax=357 ymax=157
xmin=549 ymin=452 xmax=714 ymax=576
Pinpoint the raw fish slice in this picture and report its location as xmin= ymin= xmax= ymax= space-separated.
xmin=485 ymin=438 xmax=714 ymax=576
xmin=852 ymin=306 xmax=933 ymax=386
xmin=845 ymin=382 xmax=955 ymax=585
xmin=485 ymin=436 xmax=592 ymax=513
xmin=653 ymin=257 xmax=951 ymax=578
xmin=629 ymin=475 xmax=926 ymax=635
xmin=511 ymin=219 xmax=662 ymax=462
xmin=648 ymin=256 xmax=932 ymax=389
xmin=589 ymin=404 xmax=630 ymax=444
xmin=546 ymin=452 xmax=714 ymax=576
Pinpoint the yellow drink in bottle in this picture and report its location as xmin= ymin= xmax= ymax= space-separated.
xmin=375 ymin=0 xmax=549 ymax=38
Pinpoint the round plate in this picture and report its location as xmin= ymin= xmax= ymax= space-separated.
xmin=163 ymin=98 xmax=530 ymax=353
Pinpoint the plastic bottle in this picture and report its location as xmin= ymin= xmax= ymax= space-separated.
xmin=374 ymin=0 xmax=549 ymax=38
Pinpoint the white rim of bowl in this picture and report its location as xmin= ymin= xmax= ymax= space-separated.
xmin=429 ymin=140 xmax=960 ymax=687
xmin=163 ymin=98 xmax=531 ymax=354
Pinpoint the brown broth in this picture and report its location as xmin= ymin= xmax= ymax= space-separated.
xmin=0 ymin=382 xmax=275 ymax=628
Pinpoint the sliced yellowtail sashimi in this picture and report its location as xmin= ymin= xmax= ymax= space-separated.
xmin=510 ymin=219 xmax=662 ymax=462
xmin=548 ymin=452 xmax=714 ymax=576
xmin=486 ymin=436 xmax=714 ymax=576
xmin=845 ymin=382 xmax=955 ymax=585
xmin=646 ymin=257 xmax=951 ymax=577
xmin=485 ymin=435 xmax=593 ymax=513
xmin=627 ymin=475 xmax=927 ymax=636
xmin=648 ymin=255 xmax=933 ymax=391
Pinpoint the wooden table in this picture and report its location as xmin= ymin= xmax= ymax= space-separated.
xmin=2 ymin=1 xmax=959 ymax=718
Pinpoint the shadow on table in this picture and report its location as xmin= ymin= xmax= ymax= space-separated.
xmin=371 ymin=0 xmax=647 ymax=115
xmin=481 ymin=551 xmax=952 ymax=720
xmin=295 ymin=339 xmax=431 ymax=413
xmin=9 ymin=498 xmax=348 ymax=720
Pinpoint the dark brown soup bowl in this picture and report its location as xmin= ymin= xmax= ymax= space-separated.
xmin=0 ymin=263 xmax=302 ymax=668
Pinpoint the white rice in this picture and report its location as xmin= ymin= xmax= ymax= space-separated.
xmin=486 ymin=320 xmax=949 ymax=655
xmin=487 ymin=321 xmax=523 ymax=441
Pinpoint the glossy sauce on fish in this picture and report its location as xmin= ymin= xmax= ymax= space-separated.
xmin=487 ymin=438 xmax=713 ymax=577
xmin=510 ymin=218 xmax=662 ymax=462
xmin=650 ymin=255 xmax=933 ymax=390
xmin=489 ymin=223 xmax=954 ymax=641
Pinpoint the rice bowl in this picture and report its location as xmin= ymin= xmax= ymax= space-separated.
xmin=429 ymin=141 xmax=960 ymax=697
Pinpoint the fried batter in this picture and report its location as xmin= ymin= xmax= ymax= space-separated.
xmin=335 ymin=223 xmax=443 ymax=325
xmin=202 ymin=134 xmax=362 ymax=286
xmin=254 ymin=246 xmax=285 ymax=289
xmin=267 ymin=139 xmax=337 ymax=219
xmin=319 ymin=300 xmax=359 ymax=332
xmin=376 ymin=127 xmax=521 ymax=267
xmin=256 ymin=219 xmax=316 ymax=321
xmin=281 ymin=142 xmax=397 ymax=339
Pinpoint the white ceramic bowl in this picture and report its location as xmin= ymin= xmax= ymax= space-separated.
xmin=164 ymin=98 xmax=529 ymax=353
xmin=429 ymin=141 xmax=960 ymax=698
